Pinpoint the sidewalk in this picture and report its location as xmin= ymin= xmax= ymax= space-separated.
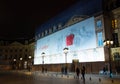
xmin=6 ymin=70 xmax=120 ymax=84
xmin=31 ymin=71 xmax=120 ymax=84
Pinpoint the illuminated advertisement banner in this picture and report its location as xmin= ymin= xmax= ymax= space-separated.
xmin=34 ymin=17 xmax=105 ymax=64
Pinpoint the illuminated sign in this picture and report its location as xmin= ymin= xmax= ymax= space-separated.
xmin=34 ymin=17 xmax=105 ymax=65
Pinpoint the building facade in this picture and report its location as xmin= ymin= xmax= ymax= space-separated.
xmin=0 ymin=39 xmax=34 ymax=71
xmin=33 ymin=0 xmax=120 ymax=74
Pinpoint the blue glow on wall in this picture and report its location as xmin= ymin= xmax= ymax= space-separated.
xmin=34 ymin=17 xmax=105 ymax=64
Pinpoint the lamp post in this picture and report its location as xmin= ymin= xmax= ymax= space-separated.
xmin=13 ymin=59 xmax=16 ymax=70
xmin=13 ymin=58 xmax=16 ymax=62
xmin=29 ymin=56 xmax=32 ymax=59
xmin=20 ymin=57 xmax=23 ymax=70
xmin=41 ymin=52 xmax=45 ymax=73
xmin=20 ymin=57 xmax=22 ymax=61
xmin=28 ymin=56 xmax=32 ymax=71
xmin=63 ymin=47 xmax=69 ymax=74
xmin=103 ymin=39 xmax=113 ymax=78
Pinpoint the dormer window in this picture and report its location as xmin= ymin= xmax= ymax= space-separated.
xmin=58 ymin=23 xmax=62 ymax=29
xmin=53 ymin=26 xmax=57 ymax=32
xmin=42 ymin=32 xmax=44 ymax=37
xmin=45 ymin=30 xmax=48 ymax=35
xmin=38 ymin=34 xmax=41 ymax=38
xmin=35 ymin=36 xmax=37 ymax=40
xmin=49 ymin=28 xmax=52 ymax=34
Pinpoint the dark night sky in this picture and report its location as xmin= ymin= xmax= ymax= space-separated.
xmin=0 ymin=0 xmax=79 ymax=40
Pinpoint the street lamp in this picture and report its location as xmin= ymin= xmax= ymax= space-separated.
xmin=13 ymin=58 xmax=16 ymax=62
xmin=20 ymin=57 xmax=23 ymax=61
xmin=29 ymin=56 xmax=32 ymax=59
xmin=63 ymin=47 xmax=69 ymax=74
xmin=41 ymin=52 xmax=45 ymax=73
xmin=103 ymin=39 xmax=113 ymax=78
xmin=20 ymin=57 xmax=23 ymax=70
xmin=28 ymin=56 xmax=32 ymax=71
xmin=13 ymin=59 xmax=16 ymax=70
xmin=41 ymin=52 xmax=45 ymax=64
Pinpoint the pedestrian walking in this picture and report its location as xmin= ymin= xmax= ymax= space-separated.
xmin=81 ymin=66 xmax=85 ymax=81
xmin=76 ymin=67 xmax=80 ymax=79
xmin=103 ymin=67 xmax=106 ymax=75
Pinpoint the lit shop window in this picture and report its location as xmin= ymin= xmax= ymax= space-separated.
xmin=112 ymin=19 xmax=117 ymax=29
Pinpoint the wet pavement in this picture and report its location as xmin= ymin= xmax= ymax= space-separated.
xmin=0 ymin=70 xmax=120 ymax=84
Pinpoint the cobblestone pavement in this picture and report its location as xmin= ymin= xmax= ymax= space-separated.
xmin=31 ymin=71 xmax=120 ymax=84
xmin=0 ymin=70 xmax=120 ymax=84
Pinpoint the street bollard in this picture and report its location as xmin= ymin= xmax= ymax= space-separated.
xmin=89 ymin=77 xmax=91 ymax=81
xmin=112 ymin=80 xmax=114 ymax=83
xmin=67 ymin=75 xmax=69 ymax=78
xmin=99 ymin=78 xmax=101 ymax=82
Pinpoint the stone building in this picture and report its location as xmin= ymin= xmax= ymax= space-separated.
xmin=0 ymin=39 xmax=34 ymax=70
xmin=33 ymin=0 xmax=120 ymax=74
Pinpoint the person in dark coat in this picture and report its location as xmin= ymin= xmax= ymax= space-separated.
xmin=103 ymin=67 xmax=106 ymax=75
xmin=76 ymin=67 xmax=80 ymax=79
xmin=81 ymin=66 xmax=85 ymax=80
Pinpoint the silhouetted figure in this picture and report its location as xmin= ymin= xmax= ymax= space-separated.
xmin=81 ymin=66 xmax=85 ymax=81
xmin=76 ymin=67 xmax=80 ymax=79
xmin=103 ymin=67 xmax=106 ymax=75
xmin=65 ymin=66 xmax=67 ymax=75
xmin=45 ymin=68 xmax=47 ymax=73
xmin=61 ymin=67 xmax=64 ymax=74
xmin=42 ymin=67 xmax=44 ymax=73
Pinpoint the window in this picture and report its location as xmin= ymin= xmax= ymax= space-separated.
xmin=35 ymin=36 xmax=37 ymax=40
xmin=15 ymin=49 xmax=17 ymax=52
xmin=10 ymin=49 xmax=13 ymax=52
xmin=9 ymin=55 xmax=12 ymax=59
xmin=38 ymin=34 xmax=41 ymax=38
xmin=53 ymin=26 xmax=57 ymax=32
xmin=49 ymin=28 xmax=52 ymax=34
xmin=24 ymin=54 xmax=28 ymax=60
xmin=42 ymin=32 xmax=44 ymax=37
xmin=25 ymin=40 xmax=28 ymax=45
xmin=58 ymin=23 xmax=62 ymax=29
xmin=0 ymin=49 xmax=3 ymax=52
xmin=19 ymin=49 xmax=22 ymax=52
xmin=5 ymin=49 xmax=8 ymax=52
xmin=45 ymin=30 xmax=48 ymax=35
xmin=97 ymin=32 xmax=103 ymax=47
xmin=96 ymin=20 xmax=102 ymax=28
xmin=5 ymin=55 xmax=7 ymax=59
xmin=112 ymin=19 xmax=117 ymax=29
xmin=25 ymin=49 xmax=28 ymax=52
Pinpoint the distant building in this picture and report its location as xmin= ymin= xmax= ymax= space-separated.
xmin=0 ymin=38 xmax=35 ymax=70
xmin=34 ymin=0 xmax=120 ymax=73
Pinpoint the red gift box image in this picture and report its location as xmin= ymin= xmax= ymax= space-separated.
xmin=66 ymin=34 xmax=74 ymax=46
